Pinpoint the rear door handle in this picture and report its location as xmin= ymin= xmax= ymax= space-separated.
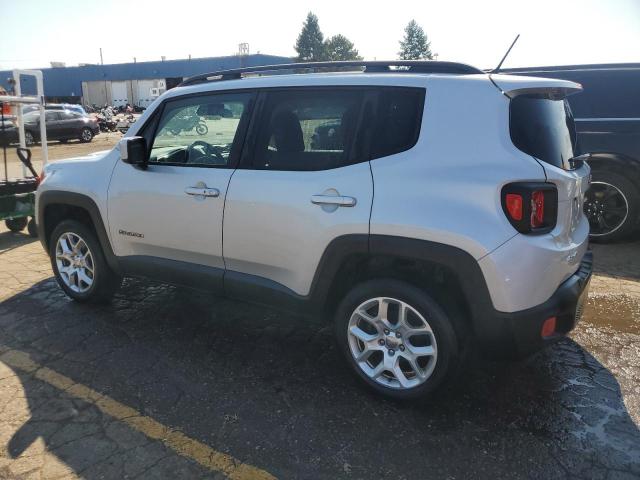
xmin=311 ymin=195 xmax=357 ymax=207
xmin=185 ymin=186 xmax=220 ymax=197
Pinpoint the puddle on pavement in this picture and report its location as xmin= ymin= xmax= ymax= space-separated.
xmin=582 ymin=294 xmax=640 ymax=334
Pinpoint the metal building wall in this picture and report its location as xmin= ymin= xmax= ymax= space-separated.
xmin=0 ymin=54 xmax=291 ymax=100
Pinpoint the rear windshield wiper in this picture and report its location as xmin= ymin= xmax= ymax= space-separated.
xmin=568 ymin=153 xmax=591 ymax=170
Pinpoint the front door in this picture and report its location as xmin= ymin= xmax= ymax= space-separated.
xmin=107 ymin=91 xmax=254 ymax=288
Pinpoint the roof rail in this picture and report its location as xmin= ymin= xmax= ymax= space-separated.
xmin=179 ymin=60 xmax=483 ymax=87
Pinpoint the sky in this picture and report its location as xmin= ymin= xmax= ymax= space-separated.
xmin=1 ymin=0 xmax=639 ymax=70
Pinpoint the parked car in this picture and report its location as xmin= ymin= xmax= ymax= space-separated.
xmin=23 ymin=103 xmax=88 ymax=116
xmin=501 ymin=63 xmax=640 ymax=242
xmin=0 ymin=118 xmax=18 ymax=146
xmin=36 ymin=61 xmax=592 ymax=399
xmin=23 ymin=110 xmax=99 ymax=145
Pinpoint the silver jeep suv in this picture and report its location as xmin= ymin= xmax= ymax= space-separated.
xmin=36 ymin=61 xmax=592 ymax=399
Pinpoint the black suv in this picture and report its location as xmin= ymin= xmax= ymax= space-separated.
xmin=503 ymin=63 xmax=640 ymax=242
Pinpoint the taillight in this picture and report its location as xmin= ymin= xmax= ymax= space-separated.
xmin=530 ymin=190 xmax=545 ymax=228
xmin=505 ymin=194 xmax=523 ymax=221
xmin=501 ymin=183 xmax=557 ymax=234
xmin=36 ymin=170 xmax=46 ymax=186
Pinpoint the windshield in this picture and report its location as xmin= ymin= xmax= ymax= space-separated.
xmin=510 ymin=96 xmax=577 ymax=170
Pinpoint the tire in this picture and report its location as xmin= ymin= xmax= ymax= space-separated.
xmin=585 ymin=170 xmax=640 ymax=243
xmin=5 ymin=217 xmax=28 ymax=232
xmin=334 ymin=279 xmax=460 ymax=400
xmin=79 ymin=127 xmax=94 ymax=143
xmin=49 ymin=220 xmax=121 ymax=303
xmin=27 ymin=218 xmax=38 ymax=238
xmin=195 ymin=122 xmax=208 ymax=135
xmin=24 ymin=131 xmax=35 ymax=146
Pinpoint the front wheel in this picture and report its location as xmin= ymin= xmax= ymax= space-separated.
xmin=335 ymin=279 xmax=460 ymax=399
xmin=24 ymin=131 xmax=35 ymax=146
xmin=195 ymin=122 xmax=208 ymax=135
xmin=49 ymin=220 xmax=121 ymax=303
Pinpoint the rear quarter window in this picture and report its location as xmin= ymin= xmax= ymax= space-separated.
xmin=370 ymin=88 xmax=424 ymax=160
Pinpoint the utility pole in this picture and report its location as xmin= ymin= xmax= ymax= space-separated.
xmin=99 ymin=48 xmax=104 ymax=65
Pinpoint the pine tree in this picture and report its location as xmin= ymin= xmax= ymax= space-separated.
xmin=324 ymin=34 xmax=362 ymax=61
xmin=294 ymin=12 xmax=326 ymax=62
xmin=398 ymin=20 xmax=433 ymax=60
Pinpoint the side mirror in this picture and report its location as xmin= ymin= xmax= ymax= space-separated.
xmin=119 ymin=136 xmax=147 ymax=169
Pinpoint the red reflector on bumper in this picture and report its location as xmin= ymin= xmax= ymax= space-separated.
xmin=541 ymin=316 xmax=557 ymax=338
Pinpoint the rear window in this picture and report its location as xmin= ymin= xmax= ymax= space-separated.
xmin=510 ymin=96 xmax=577 ymax=169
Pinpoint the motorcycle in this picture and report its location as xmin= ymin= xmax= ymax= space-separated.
xmin=168 ymin=115 xmax=208 ymax=135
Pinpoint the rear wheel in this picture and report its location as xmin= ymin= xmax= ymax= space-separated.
xmin=50 ymin=220 xmax=121 ymax=303
xmin=5 ymin=217 xmax=28 ymax=232
xmin=27 ymin=218 xmax=38 ymax=238
xmin=335 ymin=279 xmax=460 ymax=399
xmin=79 ymin=127 xmax=93 ymax=143
xmin=585 ymin=171 xmax=640 ymax=242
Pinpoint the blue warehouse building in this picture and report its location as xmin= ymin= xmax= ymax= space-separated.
xmin=0 ymin=54 xmax=291 ymax=108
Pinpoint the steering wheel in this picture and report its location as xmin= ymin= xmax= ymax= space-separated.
xmin=186 ymin=141 xmax=225 ymax=165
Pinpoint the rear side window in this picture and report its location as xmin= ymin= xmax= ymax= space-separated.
xmin=370 ymin=88 xmax=424 ymax=160
xmin=510 ymin=96 xmax=577 ymax=170
xmin=251 ymin=89 xmax=363 ymax=171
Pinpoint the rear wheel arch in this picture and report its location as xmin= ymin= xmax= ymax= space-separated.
xmin=313 ymin=235 xmax=489 ymax=341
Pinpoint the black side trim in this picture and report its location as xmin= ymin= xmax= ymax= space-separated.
xmin=37 ymin=190 xmax=121 ymax=273
xmin=224 ymin=271 xmax=306 ymax=312
xmin=120 ymin=256 xmax=223 ymax=294
xmin=224 ymin=234 xmax=370 ymax=313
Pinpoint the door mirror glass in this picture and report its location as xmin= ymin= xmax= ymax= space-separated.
xmin=119 ymin=136 xmax=147 ymax=168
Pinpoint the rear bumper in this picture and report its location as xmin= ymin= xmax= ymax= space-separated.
xmin=479 ymin=251 xmax=593 ymax=359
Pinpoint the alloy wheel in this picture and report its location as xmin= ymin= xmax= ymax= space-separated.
xmin=81 ymin=128 xmax=93 ymax=141
xmin=55 ymin=232 xmax=95 ymax=293
xmin=347 ymin=297 xmax=438 ymax=390
xmin=584 ymin=181 xmax=629 ymax=237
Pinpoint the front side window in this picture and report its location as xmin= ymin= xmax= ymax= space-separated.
xmin=251 ymin=89 xmax=363 ymax=171
xmin=149 ymin=92 xmax=252 ymax=167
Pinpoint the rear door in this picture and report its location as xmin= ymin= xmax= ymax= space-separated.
xmin=222 ymin=87 xmax=373 ymax=298
xmin=58 ymin=110 xmax=82 ymax=138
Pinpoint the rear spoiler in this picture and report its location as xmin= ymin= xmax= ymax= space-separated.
xmin=488 ymin=73 xmax=582 ymax=99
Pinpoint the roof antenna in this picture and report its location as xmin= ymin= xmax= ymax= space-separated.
xmin=492 ymin=34 xmax=520 ymax=73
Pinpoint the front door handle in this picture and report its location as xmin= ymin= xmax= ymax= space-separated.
xmin=311 ymin=194 xmax=357 ymax=207
xmin=185 ymin=186 xmax=220 ymax=197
